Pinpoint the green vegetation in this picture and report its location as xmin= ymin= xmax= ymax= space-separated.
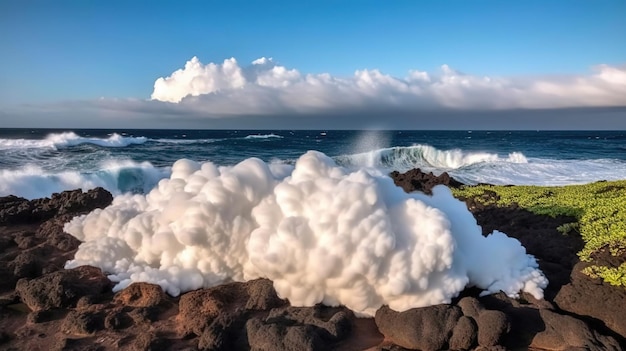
xmin=452 ymin=180 xmax=626 ymax=287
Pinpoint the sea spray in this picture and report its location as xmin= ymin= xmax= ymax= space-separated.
xmin=64 ymin=151 xmax=547 ymax=316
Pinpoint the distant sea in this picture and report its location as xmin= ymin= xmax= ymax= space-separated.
xmin=2 ymin=129 xmax=626 ymax=199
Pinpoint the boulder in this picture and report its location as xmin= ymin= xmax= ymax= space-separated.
xmin=246 ymin=318 xmax=325 ymax=351
xmin=531 ymin=309 xmax=621 ymax=351
xmin=375 ymin=304 xmax=462 ymax=351
xmin=62 ymin=310 xmax=104 ymax=335
xmin=0 ymin=188 xmax=112 ymax=225
xmin=555 ymin=261 xmax=626 ymax=339
xmin=177 ymin=279 xmax=285 ymax=336
xmin=449 ymin=315 xmax=478 ymax=350
xmin=476 ymin=310 xmax=509 ymax=347
xmin=114 ymin=282 xmax=169 ymax=308
xmin=15 ymin=265 xmax=111 ymax=311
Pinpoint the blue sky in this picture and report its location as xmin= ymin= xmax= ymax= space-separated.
xmin=0 ymin=0 xmax=625 ymax=128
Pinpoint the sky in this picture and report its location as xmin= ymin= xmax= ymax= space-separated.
xmin=0 ymin=0 xmax=625 ymax=129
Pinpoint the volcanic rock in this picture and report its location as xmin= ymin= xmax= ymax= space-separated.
xmin=449 ymin=315 xmax=478 ymax=350
xmin=62 ymin=309 xmax=104 ymax=335
xmin=555 ymin=259 xmax=626 ymax=339
xmin=530 ymin=309 xmax=621 ymax=350
xmin=375 ymin=304 xmax=462 ymax=351
xmin=476 ymin=310 xmax=509 ymax=347
xmin=177 ymin=278 xmax=286 ymax=336
xmin=113 ymin=282 xmax=169 ymax=308
xmin=390 ymin=168 xmax=463 ymax=195
xmin=15 ymin=265 xmax=111 ymax=311
xmin=246 ymin=318 xmax=325 ymax=351
xmin=0 ymin=187 xmax=112 ymax=225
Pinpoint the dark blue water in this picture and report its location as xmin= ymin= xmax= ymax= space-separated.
xmin=1 ymin=129 xmax=626 ymax=199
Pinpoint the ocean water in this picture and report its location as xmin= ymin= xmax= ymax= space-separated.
xmin=1 ymin=128 xmax=626 ymax=199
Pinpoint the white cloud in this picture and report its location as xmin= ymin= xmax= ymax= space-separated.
xmin=150 ymin=57 xmax=626 ymax=112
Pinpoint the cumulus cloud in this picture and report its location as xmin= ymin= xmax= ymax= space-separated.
xmin=65 ymin=151 xmax=547 ymax=316
xmin=150 ymin=57 xmax=626 ymax=113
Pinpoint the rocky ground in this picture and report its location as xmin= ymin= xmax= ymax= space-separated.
xmin=0 ymin=171 xmax=624 ymax=351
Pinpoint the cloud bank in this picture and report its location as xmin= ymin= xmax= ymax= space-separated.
xmin=150 ymin=56 xmax=626 ymax=114
xmin=64 ymin=151 xmax=547 ymax=316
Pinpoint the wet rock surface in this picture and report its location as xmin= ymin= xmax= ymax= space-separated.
xmin=0 ymin=179 xmax=625 ymax=350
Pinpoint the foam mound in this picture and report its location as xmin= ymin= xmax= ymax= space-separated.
xmin=64 ymin=151 xmax=547 ymax=316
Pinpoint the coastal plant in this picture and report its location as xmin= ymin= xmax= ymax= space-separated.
xmin=453 ymin=181 xmax=626 ymax=287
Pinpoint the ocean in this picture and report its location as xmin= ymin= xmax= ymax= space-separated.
xmin=1 ymin=128 xmax=626 ymax=200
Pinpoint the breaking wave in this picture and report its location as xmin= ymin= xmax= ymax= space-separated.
xmin=244 ymin=133 xmax=284 ymax=140
xmin=0 ymin=132 xmax=147 ymax=150
xmin=0 ymin=160 xmax=169 ymax=200
xmin=335 ymin=144 xmax=527 ymax=170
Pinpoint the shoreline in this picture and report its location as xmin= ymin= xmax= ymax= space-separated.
xmin=1 ymin=171 xmax=625 ymax=350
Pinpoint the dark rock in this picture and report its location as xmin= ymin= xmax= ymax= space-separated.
xmin=114 ymin=282 xmax=169 ymax=308
xmin=127 ymin=307 xmax=160 ymax=324
xmin=474 ymin=346 xmax=508 ymax=351
xmin=198 ymin=314 xmax=245 ymax=351
xmin=246 ymin=318 xmax=326 ymax=351
xmin=62 ymin=310 xmax=103 ymax=335
xmin=555 ymin=260 xmax=626 ymax=339
xmin=35 ymin=217 xmax=81 ymax=252
xmin=457 ymin=296 xmax=484 ymax=320
xmin=15 ymin=265 xmax=111 ymax=311
xmin=132 ymin=332 xmax=170 ymax=351
xmin=449 ymin=315 xmax=478 ymax=350
xmin=75 ymin=295 xmax=99 ymax=309
xmin=0 ymin=331 xmax=11 ymax=345
xmin=531 ymin=309 xmax=621 ymax=351
xmin=177 ymin=288 xmax=228 ymax=336
xmin=477 ymin=310 xmax=509 ymax=347
xmin=245 ymin=278 xmax=287 ymax=310
xmin=177 ymin=278 xmax=286 ymax=335
xmin=0 ymin=195 xmax=32 ymax=225
xmin=0 ymin=188 xmax=112 ymax=225
xmin=244 ymin=305 xmax=352 ymax=351
xmin=12 ymin=231 xmax=37 ymax=250
xmin=0 ymin=266 xmax=18 ymax=294
xmin=10 ymin=251 xmax=40 ymax=279
xmin=0 ymin=235 xmax=15 ymax=253
xmin=104 ymin=310 xmax=133 ymax=330
xmin=27 ymin=310 xmax=53 ymax=324
xmin=268 ymin=306 xmax=352 ymax=340
xmin=375 ymin=304 xmax=462 ymax=351
xmin=390 ymin=168 xmax=463 ymax=195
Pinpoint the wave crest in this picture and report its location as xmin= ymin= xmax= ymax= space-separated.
xmin=0 ymin=160 xmax=169 ymax=199
xmin=0 ymin=132 xmax=147 ymax=150
xmin=244 ymin=133 xmax=283 ymax=140
xmin=336 ymin=144 xmax=528 ymax=170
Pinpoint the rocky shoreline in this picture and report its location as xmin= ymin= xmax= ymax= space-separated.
xmin=0 ymin=170 xmax=624 ymax=351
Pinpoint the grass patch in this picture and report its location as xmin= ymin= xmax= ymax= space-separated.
xmin=452 ymin=181 xmax=626 ymax=287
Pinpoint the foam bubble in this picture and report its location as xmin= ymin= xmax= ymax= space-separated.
xmin=64 ymin=151 xmax=547 ymax=316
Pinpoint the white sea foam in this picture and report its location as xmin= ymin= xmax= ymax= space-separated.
xmin=244 ymin=133 xmax=284 ymax=140
xmin=64 ymin=151 xmax=547 ymax=317
xmin=0 ymin=132 xmax=147 ymax=150
xmin=153 ymin=138 xmax=221 ymax=144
